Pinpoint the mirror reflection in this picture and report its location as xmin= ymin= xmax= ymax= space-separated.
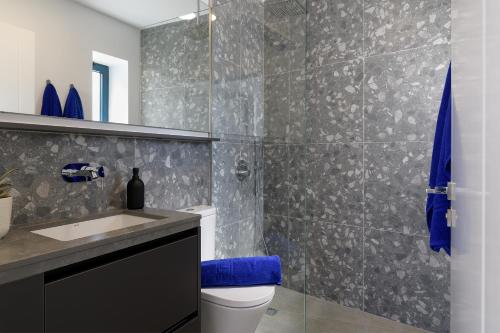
xmin=0 ymin=0 xmax=211 ymax=132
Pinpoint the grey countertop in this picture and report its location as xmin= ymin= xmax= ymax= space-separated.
xmin=0 ymin=208 xmax=200 ymax=285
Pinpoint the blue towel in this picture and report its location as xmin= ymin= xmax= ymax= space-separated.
xmin=41 ymin=82 xmax=62 ymax=117
xmin=426 ymin=63 xmax=452 ymax=255
xmin=201 ymin=256 xmax=282 ymax=288
xmin=63 ymin=86 xmax=84 ymax=119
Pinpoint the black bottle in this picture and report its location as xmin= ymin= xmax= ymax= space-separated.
xmin=127 ymin=168 xmax=144 ymax=210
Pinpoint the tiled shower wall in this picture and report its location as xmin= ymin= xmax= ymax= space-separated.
xmin=0 ymin=130 xmax=210 ymax=226
xmin=262 ymin=0 xmax=451 ymax=332
xmin=141 ymin=18 xmax=210 ymax=132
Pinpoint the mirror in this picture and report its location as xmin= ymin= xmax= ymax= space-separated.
xmin=0 ymin=0 xmax=211 ymax=133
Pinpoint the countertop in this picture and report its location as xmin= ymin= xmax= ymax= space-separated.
xmin=0 ymin=208 xmax=200 ymax=285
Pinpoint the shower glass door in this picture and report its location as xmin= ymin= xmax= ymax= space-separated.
xmin=256 ymin=0 xmax=308 ymax=332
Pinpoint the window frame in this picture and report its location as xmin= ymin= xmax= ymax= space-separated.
xmin=92 ymin=62 xmax=109 ymax=122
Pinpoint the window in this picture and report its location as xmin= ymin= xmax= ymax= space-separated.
xmin=92 ymin=62 xmax=109 ymax=122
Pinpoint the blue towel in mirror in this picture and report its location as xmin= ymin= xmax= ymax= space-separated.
xmin=41 ymin=82 xmax=62 ymax=117
xmin=63 ymin=86 xmax=84 ymax=120
xmin=201 ymin=256 xmax=282 ymax=288
xmin=426 ymin=63 xmax=452 ymax=255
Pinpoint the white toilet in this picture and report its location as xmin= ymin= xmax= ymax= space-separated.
xmin=177 ymin=206 xmax=275 ymax=333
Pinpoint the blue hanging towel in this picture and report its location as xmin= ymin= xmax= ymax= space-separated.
xmin=63 ymin=85 xmax=84 ymax=119
xmin=201 ymin=256 xmax=282 ymax=288
xmin=41 ymin=82 xmax=62 ymax=117
xmin=426 ymin=63 xmax=452 ymax=255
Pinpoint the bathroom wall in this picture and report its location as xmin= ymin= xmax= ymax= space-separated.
xmin=211 ymin=0 xmax=265 ymax=259
xmin=0 ymin=0 xmax=141 ymax=123
xmin=0 ymin=130 xmax=210 ymax=226
xmin=141 ymin=17 xmax=210 ymax=132
xmin=262 ymin=0 xmax=451 ymax=332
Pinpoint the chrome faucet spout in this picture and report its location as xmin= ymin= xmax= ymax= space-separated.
xmin=61 ymin=164 xmax=105 ymax=183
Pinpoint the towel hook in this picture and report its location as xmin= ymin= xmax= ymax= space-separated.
xmin=70 ymin=83 xmax=75 ymax=89
xmin=46 ymin=79 xmax=51 ymax=85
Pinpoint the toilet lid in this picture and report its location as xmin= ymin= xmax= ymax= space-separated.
xmin=201 ymin=285 xmax=275 ymax=308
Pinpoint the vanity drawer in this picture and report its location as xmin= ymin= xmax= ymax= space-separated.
xmin=45 ymin=230 xmax=199 ymax=333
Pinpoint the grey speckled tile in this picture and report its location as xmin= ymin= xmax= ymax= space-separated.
xmin=134 ymin=139 xmax=210 ymax=211
xmin=305 ymin=143 xmax=364 ymax=226
xmin=0 ymin=130 xmax=210 ymax=227
xmin=263 ymin=214 xmax=289 ymax=287
xmin=212 ymin=139 xmax=259 ymax=227
xmin=364 ymin=45 xmax=450 ymax=142
xmin=141 ymin=18 xmax=210 ymax=131
xmin=307 ymin=0 xmax=363 ymax=68
xmin=306 ymin=59 xmax=363 ymax=144
xmin=263 ymin=144 xmax=288 ymax=217
xmin=185 ymin=80 xmax=210 ymax=132
xmin=364 ymin=229 xmax=450 ymax=332
xmin=213 ymin=0 xmax=241 ymax=65
xmin=86 ymin=136 xmax=136 ymax=212
xmin=288 ymin=217 xmax=306 ymax=293
xmin=0 ymin=131 xmax=37 ymax=224
xmin=288 ymin=71 xmax=306 ymax=143
xmin=287 ymin=145 xmax=306 ymax=219
xmin=30 ymin=134 xmax=96 ymax=223
xmin=212 ymin=59 xmax=241 ymax=136
xmin=241 ymin=0 xmax=264 ymax=77
xmin=141 ymin=22 xmax=185 ymax=89
xmin=306 ymin=220 xmax=364 ymax=309
xmin=364 ymin=0 xmax=451 ymax=57
xmin=238 ymin=217 xmax=257 ymax=257
xmin=215 ymin=222 xmax=240 ymax=259
xmin=241 ymin=76 xmax=264 ymax=137
xmin=264 ymin=73 xmax=289 ymax=142
xmin=264 ymin=71 xmax=306 ymax=143
xmin=212 ymin=141 xmax=240 ymax=227
xmin=142 ymin=86 xmax=185 ymax=130
xmin=365 ymin=142 xmax=432 ymax=236
xmin=264 ymin=14 xmax=306 ymax=76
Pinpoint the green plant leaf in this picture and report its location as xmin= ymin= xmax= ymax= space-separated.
xmin=0 ymin=169 xmax=16 ymax=185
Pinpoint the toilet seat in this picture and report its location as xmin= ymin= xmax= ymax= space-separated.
xmin=201 ymin=285 xmax=275 ymax=308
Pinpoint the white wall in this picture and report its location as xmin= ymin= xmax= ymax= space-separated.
xmin=0 ymin=21 xmax=35 ymax=115
xmin=0 ymin=0 xmax=141 ymax=124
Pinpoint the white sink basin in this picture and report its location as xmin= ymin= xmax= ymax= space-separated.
xmin=31 ymin=214 xmax=159 ymax=241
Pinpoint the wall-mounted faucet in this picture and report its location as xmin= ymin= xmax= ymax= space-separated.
xmin=61 ymin=163 xmax=105 ymax=184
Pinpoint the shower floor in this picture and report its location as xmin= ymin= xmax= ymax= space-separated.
xmin=256 ymin=287 xmax=430 ymax=333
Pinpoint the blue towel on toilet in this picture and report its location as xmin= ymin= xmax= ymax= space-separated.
xmin=201 ymin=256 xmax=282 ymax=288
xmin=426 ymin=63 xmax=452 ymax=255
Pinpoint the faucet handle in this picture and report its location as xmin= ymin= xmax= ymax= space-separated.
xmin=61 ymin=163 xmax=105 ymax=183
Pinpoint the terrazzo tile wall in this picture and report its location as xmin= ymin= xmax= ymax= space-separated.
xmin=141 ymin=17 xmax=210 ymax=132
xmin=261 ymin=0 xmax=451 ymax=332
xmin=0 ymin=130 xmax=210 ymax=226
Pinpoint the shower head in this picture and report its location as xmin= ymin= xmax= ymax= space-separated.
xmin=265 ymin=0 xmax=306 ymax=18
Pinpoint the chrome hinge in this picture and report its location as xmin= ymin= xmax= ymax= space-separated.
xmin=446 ymin=208 xmax=458 ymax=228
xmin=426 ymin=181 xmax=456 ymax=201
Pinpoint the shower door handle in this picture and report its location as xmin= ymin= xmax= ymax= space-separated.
xmin=426 ymin=182 xmax=456 ymax=201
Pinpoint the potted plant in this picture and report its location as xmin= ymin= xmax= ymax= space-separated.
xmin=0 ymin=169 xmax=15 ymax=239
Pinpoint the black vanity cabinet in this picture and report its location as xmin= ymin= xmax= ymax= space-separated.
xmin=0 ymin=274 xmax=44 ymax=332
xmin=0 ymin=228 xmax=200 ymax=333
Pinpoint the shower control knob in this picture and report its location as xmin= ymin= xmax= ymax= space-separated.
xmin=236 ymin=160 xmax=250 ymax=181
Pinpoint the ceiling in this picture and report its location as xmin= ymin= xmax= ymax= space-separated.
xmin=73 ymin=0 xmax=209 ymax=29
